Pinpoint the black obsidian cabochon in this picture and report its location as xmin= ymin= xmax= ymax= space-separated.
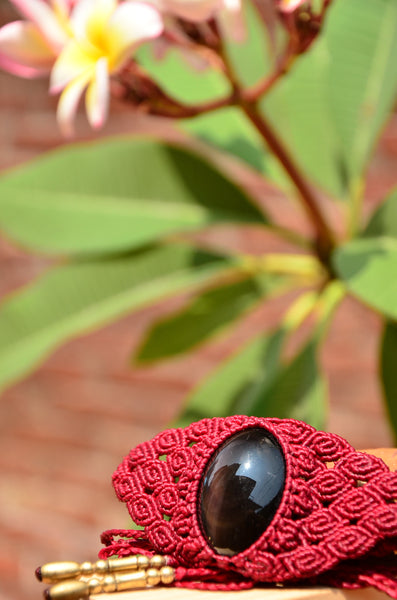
xmin=199 ymin=427 xmax=286 ymax=556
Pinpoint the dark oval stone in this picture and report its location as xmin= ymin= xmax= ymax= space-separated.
xmin=199 ymin=427 xmax=285 ymax=556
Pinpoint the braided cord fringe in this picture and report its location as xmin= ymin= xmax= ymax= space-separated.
xmin=100 ymin=417 xmax=397 ymax=597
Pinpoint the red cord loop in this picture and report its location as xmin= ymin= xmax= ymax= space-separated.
xmin=100 ymin=417 xmax=397 ymax=597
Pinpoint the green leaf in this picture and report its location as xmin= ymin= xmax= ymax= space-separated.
xmin=0 ymin=244 xmax=233 ymax=393
xmin=261 ymin=38 xmax=344 ymax=197
xmin=137 ymin=35 xmax=272 ymax=176
xmin=0 ymin=138 xmax=265 ymax=256
xmin=326 ymin=0 xmax=397 ymax=186
xmin=138 ymin=0 xmax=397 ymax=196
xmin=137 ymin=45 xmax=229 ymax=104
xmin=174 ymin=329 xmax=327 ymax=430
xmin=380 ymin=320 xmax=397 ymax=441
xmin=137 ymin=6 xmax=288 ymax=183
xmin=181 ymin=4 xmax=294 ymax=183
xmin=174 ymin=329 xmax=285 ymax=428
xmin=135 ymin=275 xmax=282 ymax=363
xmin=342 ymin=188 xmax=397 ymax=326
xmin=333 ymin=237 xmax=397 ymax=319
xmin=242 ymin=339 xmax=327 ymax=430
xmin=183 ymin=107 xmax=269 ymax=175
xmin=363 ymin=188 xmax=397 ymax=238
xmin=259 ymin=0 xmax=397 ymax=197
xmin=223 ymin=1 xmax=274 ymax=88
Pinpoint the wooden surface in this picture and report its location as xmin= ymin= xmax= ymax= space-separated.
xmin=362 ymin=447 xmax=397 ymax=470
xmin=89 ymin=449 xmax=397 ymax=600
xmin=92 ymin=586 xmax=392 ymax=600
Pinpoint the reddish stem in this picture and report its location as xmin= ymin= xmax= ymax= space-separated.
xmin=242 ymin=48 xmax=296 ymax=103
xmin=240 ymin=101 xmax=335 ymax=260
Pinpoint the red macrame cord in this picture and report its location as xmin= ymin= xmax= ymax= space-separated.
xmin=100 ymin=416 xmax=397 ymax=597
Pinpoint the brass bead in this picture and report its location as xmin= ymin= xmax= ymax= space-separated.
xmin=38 ymin=562 xmax=82 ymax=583
xmin=146 ymin=568 xmax=161 ymax=587
xmin=80 ymin=562 xmax=94 ymax=577
xmin=92 ymin=560 xmax=107 ymax=575
xmin=44 ymin=580 xmax=89 ymax=600
xmin=136 ymin=555 xmax=150 ymax=569
xmin=107 ymin=555 xmax=148 ymax=572
xmin=111 ymin=570 xmax=147 ymax=591
xmin=150 ymin=555 xmax=166 ymax=569
xmin=160 ymin=566 xmax=175 ymax=585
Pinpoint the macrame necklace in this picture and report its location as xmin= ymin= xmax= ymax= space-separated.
xmin=37 ymin=417 xmax=397 ymax=599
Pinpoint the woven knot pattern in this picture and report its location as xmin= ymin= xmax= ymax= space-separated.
xmin=102 ymin=417 xmax=397 ymax=594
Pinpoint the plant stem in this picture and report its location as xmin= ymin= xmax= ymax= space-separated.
xmin=282 ymin=290 xmax=319 ymax=332
xmin=260 ymin=253 xmax=324 ymax=278
xmin=347 ymin=177 xmax=364 ymax=239
xmin=267 ymin=224 xmax=311 ymax=250
xmin=240 ymin=100 xmax=335 ymax=263
xmin=313 ymin=280 xmax=346 ymax=341
xmin=215 ymin=41 xmax=336 ymax=265
xmin=243 ymin=50 xmax=296 ymax=103
xmin=148 ymin=93 xmax=236 ymax=119
xmin=240 ymin=252 xmax=325 ymax=282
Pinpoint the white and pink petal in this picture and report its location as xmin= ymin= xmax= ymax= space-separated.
xmin=50 ymin=39 xmax=97 ymax=92
xmin=85 ymin=56 xmax=109 ymax=129
xmin=52 ymin=0 xmax=77 ymax=15
xmin=106 ymin=2 xmax=163 ymax=71
xmin=70 ymin=0 xmax=116 ymax=41
xmin=278 ymin=0 xmax=307 ymax=13
xmin=9 ymin=0 xmax=69 ymax=51
xmin=56 ymin=68 xmax=93 ymax=136
xmin=219 ymin=0 xmax=245 ymax=41
xmin=0 ymin=21 xmax=55 ymax=76
xmin=0 ymin=53 xmax=47 ymax=77
xmin=156 ymin=0 xmax=221 ymax=22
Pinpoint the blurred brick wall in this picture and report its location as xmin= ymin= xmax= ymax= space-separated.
xmin=0 ymin=35 xmax=396 ymax=600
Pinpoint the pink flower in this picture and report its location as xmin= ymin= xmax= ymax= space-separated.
xmin=153 ymin=0 xmax=232 ymax=22
xmin=153 ymin=0 xmax=245 ymax=40
xmin=278 ymin=0 xmax=307 ymax=12
xmin=0 ymin=0 xmax=163 ymax=135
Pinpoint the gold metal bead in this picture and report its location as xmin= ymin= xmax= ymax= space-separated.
xmin=160 ymin=566 xmax=175 ymax=585
xmin=110 ymin=570 xmax=148 ymax=592
xmin=145 ymin=568 xmax=161 ymax=587
xmin=149 ymin=555 xmax=166 ymax=569
xmin=44 ymin=580 xmax=90 ymax=600
xmin=38 ymin=562 xmax=83 ymax=583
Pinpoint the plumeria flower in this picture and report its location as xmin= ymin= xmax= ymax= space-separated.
xmin=0 ymin=0 xmax=163 ymax=135
xmin=153 ymin=0 xmax=245 ymax=40
xmin=153 ymin=0 xmax=237 ymax=22
xmin=278 ymin=0 xmax=307 ymax=12
xmin=52 ymin=0 xmax=164 ymax=135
